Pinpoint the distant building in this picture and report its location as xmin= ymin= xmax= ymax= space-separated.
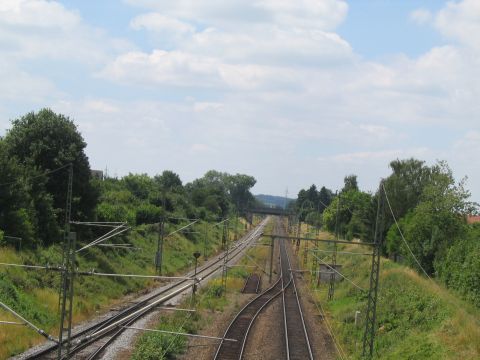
xmin=467 ymin=215 xmax=480 ymax=224
xmin=91 ymin=170 xmax=104 ymax=180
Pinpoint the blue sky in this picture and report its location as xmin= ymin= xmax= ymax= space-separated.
xmin=0 ymin=0 xmax=479 ymax=202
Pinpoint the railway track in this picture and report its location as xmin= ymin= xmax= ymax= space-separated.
xmin=21 ymin=218 xmax=269 ymax=360
xmin=280 ymin=221 xmax=314 ymax=360
xmin=241 ymin=273 xmax=260 ymax=294
xmin=214 ymin=217 xmax=313 ymax=360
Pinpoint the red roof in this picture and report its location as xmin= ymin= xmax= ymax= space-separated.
xmin=467 ymin=215 xmax=480 ymax=224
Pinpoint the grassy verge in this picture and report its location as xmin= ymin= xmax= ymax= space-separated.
xmin=0 ymin=219 xmax=249 ymax=359
xmin=294 ymin=228 xmax=480 ymax=359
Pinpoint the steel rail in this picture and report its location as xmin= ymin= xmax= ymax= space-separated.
xmin=84 ymin=221 xmax=268 ymax=360
xmin=214 ymin=218 xmax=285 ymax=360
xmin=23 ymin=219 xmax=268 ymax=360
xmin=214 ymin=275 xmax=283 ymax=359
xmin=280 ymin=219 xmax=314 ymax=360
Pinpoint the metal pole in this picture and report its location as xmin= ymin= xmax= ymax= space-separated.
xmin=362 ymin=181 xmax=386 ymax=358
xmin=269 ymin=235 xmax=274 ymax=283
xmin=57 ymin=164 xmax=73 ymax=360
xmin=234 ymin=205 xmax=239 ymax=241
xmin=203 ymin=222 xmax=208 ymax=258
xmin=328 ymin=192 xmax=340 ymax=301
xmin=156 ymin=218 xmax=165 ymax=275
xmin=193 ymin=251 xmax=201 ymax=303
xmin=221 ymin=237 xmax=229 ymax=296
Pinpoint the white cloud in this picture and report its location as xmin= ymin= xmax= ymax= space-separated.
xmin=125 ymin=0 xmax=348 ymax=31
xmin=0 ymin=0 xmax=133 ymax=64
xmin=185 ymin=27 xmax=353 ymax=66
xmin=190 ymin=143 xmax=212 ymax=153
xmin=435 ymin=0 xmax=480 ymax=50
xmin=130 ymin=13 xmax=194 ymax=34
xmin=321 ymin=148 xmax=430 ymax=164
xmin=99 ymin=49 xmax=288 ymax=90
xmin=193 ymin=102 xmax=223 ymax=112
xmin=410 ymin=8 xmax=432 ymax=25
xmin=257 ymin=0 xmax=348 ymax=30
xmin=0 ymin=0 xmax=81 ymax=29
xmin=85 ymin=100 xmax=120 ymax=114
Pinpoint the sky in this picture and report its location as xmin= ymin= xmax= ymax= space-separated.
xmin=0 ymin=0 xmax=479 ymax=201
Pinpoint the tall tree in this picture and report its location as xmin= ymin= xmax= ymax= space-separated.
xmin=3 ymin=109 xmax=98 ymax=244
xmin=318 ymin=186 xmax=334 ymax=212
xmin=385 ymin=161 xmax=476 ymax=273
xmin=342 ymin=174 xmax=358 ymax=193
xmin=227 ymin=174 xmax=256 ymax=211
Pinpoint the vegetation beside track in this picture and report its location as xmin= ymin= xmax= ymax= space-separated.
xmin=295 ymin=231 xmax=480 ymax=360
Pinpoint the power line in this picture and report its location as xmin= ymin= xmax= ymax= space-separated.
xmin=382 ymin=184 xmax=432 ymax=280
xmin=0 ymin=301 xmax=58 ymax=343
xmin=0 ymin=262 xmax=62 ymax=271
xmin=311 ymin=295 xmax=347 ymax=360
xmin=311 ymin=253 xmax=365 ymax=291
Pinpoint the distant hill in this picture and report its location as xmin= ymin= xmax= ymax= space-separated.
xmin=255 ymin=194 xmax=295 ymax=209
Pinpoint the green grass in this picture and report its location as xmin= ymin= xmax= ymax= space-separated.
xmin=298 ymin=239 xmax=480 ymax=359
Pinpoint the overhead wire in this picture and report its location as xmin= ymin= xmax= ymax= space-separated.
xmin=311 ymin=296 xmax=348 ymax=360
xmin=161 ymin=312 xmax=194 ymax=358
xmin=310 ymin=253 xmax=365 ymax=291
xmin=0 ymin=262 xmax=62 ymax=271
xmin=382 ymin=184 xmax=432 ymax=280
xmin=76 ymin=224 xmax=129 ymax=253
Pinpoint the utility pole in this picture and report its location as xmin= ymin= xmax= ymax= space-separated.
xmin=328 ymin=192 xmax=340 ymax=301
xmin=192 ymin=251 xmax=201 ymax=303
xmin=221 ymin=233 xmax=229 ymax=296
xmin=269 ymin=235 xmax=274 ymax=283
xmin=58 ymin=164 xmax=74 ymax=359
xmin=311 ymin=239 xmax=319 ymax=285
xmin=295 ymin=218 xmax=301 ymax=254
xmin=156 ymin=217 xmax=165 ymax=275
xmin=234 ymin=207 xmax=239 ymax=241
xmin=221 ymin=219 xmax=228 ymax=250
xmin=203 ymin=222 xmax=208 ymax=258
xmin=303 ymin=237 xmax=309 ymax=267
xmin=362 ymin=181 xmax=386 ymax=358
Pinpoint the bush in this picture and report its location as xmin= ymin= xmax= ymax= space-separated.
xmin=436 ymin=224 xmax=480 ymax=307
xmin=135 ymin=203 xmax=163 ymax=225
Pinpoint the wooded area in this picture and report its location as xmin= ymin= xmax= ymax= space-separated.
xmin=294 ymin=160 xmax=480 ymax=307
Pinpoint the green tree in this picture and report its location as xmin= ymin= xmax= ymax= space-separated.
xmin=186 ymin=170 xmax=230 ymax=217
xmin=318 ymin=186 xmax=334 ymax=212
xmin=0 ymin=139 xmax=37 ymax=246
xmin=154 ymin=170 xmax=182 ymax=192
xmin=123 ymin=173 xmax=154 ymax=200
xmin=385 ymin=161 xmax=475 ymax=274
xmin=342 ymin=174 xmax=358 ymax=193
xmin=226 ymin=174 xmax=256 ymax=211
xmin=3 ymin=109 xmax=98 ymax=244
xmin=322 ymin=189 xmax=374 ymax=240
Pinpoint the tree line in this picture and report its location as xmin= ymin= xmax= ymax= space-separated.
xmin=294 ymin=159 xmax=480 ymax=306
xmin=0 ymin=109 xmax=258 ymax=249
